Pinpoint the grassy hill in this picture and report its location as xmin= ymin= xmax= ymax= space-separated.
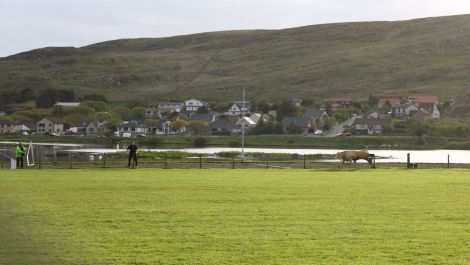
xmin=2 ymin=15 xmax=470 ymax=106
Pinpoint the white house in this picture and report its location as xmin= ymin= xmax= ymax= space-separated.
xmin=226 ymin=101 xmax=251 ymax=116
xmin=185 ymin=99 xmax=209 ymax=112
xmin=0 ymin=121 xmax=30 ymax=134
xmin=354 ymin=118 xmax=391 ymax=135
xmin=392 ymin=103 xmax=419 ymax=119
xmin=145 ymin=107 xmax=158 ymax=119
xmin=54 ymin=102 xmax=80 ymax=108
xmin=36 ymin=118 xmax=64 ymax=135
xmin=156 ymin=119 xmax=186 ymax=135
xmin=157 ymin=102 xmax=184 ymax=114
xmin=236 ymin=117 xmax=256 ymax=129
xmin=117 ymin=121 xmax=147 ymax=136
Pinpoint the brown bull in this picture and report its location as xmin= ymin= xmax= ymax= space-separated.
xmin=336 ymin=150 xmax=374 ymax=167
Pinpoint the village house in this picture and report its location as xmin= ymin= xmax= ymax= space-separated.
xmin=84 ymin=121 xmax=111 ymax=136
xmin=155 ymin=119 xmax=186 ymax=135
xmin=54 ymin=102 xmax=80 ymax=110
xmin=417 ymin=103 xmax=440 ymax=119
xmin=0 ymin=121 xmax=30 ymax=134
xmin=408 ymin=95 xmax=439 ymax=105
xmin=189 ymin=113 xmax=216 ymax=123
xmin=281 ymin=117 xmax=312 ymax=134
xmin=157 ymin=102 xmax=185 ymax=114
xmin=185 ymin=99 xmax=209 ymax=112
xmin=323 ymin=96 xmax=353 ymax=110
xmin=377 ymin=97 xmax=401 ymax=109
xmin=36 ymin=117 xmax=64 ymax=135
xmin=393 ymin=102 xmax=440 ymax=120
xmin=117 ymin=121 xmax=148 ymax=136
xmin=409 ymin=110 xmax=430 ymax=122
xmin=289 ymin=96 xmax=303 ymax=107
xmin=249 ymin=113 xmax=269 ymax=125
xmin=145 ymin=107 xmax=158 ymax=119
xmin=236 ymin=116 xmax=256 ymax=129
xmin=354 ymin=118 xmax=391 ymax=135
xmin=0 ymin=103 xmax=32 ymax=114
xmin=210 ymin=119 xmax=238 ymax=134
xmin=302 ymin=110 xmax=329 ymax=130
xmin=226 ymin=101 xmax=251 ymax=116
xmin=392 ymin=103 xmax=419 ymax=119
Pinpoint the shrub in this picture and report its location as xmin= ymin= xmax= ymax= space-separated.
xmin=228 ymin=141 xmax=241 ymax=147
xmin=193 ymin=137 xmax=208 ymax=147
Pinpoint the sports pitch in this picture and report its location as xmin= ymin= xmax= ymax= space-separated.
xmin=1 ymin=169 xmax=469 ymax=264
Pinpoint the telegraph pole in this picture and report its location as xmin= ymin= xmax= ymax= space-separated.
xmin=241 ymin=87 xmax=245 ymax=162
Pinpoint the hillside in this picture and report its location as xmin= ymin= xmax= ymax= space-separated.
xmin=2 ymin=15 xmax=470 ymax=106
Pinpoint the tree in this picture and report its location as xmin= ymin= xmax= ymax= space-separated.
xmin=368 ymin=94 xmax=379 ymax=107
xmin=257 ymin=100 xmax=271 ymax=114
xmin=0 ymin=91 xmax=20 ymax=104
xmin=112 ymin=106 xmax=131 ymax=121
xmin=82 ymin=101 xmax=108 ymax=112
xmin=20 ymin=88 xmax=35 ymax=102
xmin=130 ymin=107 xmax=146 ymax=121
xmin=35 ymin=88 xmax=75 ymax=108
xmin=196 ymin=106 xmax=209 ymax=114
xmin=105 ymin=118 xmax=122 ymax=132
xmin=187 ymin=121 xmax=209 ymax=135
xmin=35 ymin=89 xmax=57 ymax=108
xmin=276 ymin=100 xmax=297 ymax=120
xmin=171 ymin=120 xmax=189 ymax=132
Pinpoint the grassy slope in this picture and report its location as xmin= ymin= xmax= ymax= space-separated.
xmin=1 ymin=169 xmax=469 ymax=264
xmin=2 ymin=15 xmax=470 ymax=106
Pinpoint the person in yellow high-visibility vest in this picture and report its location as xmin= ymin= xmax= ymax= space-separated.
xmin=16 ymin=142 xmax=25 ymax=168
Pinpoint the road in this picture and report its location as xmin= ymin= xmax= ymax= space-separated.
xmin=325 ymin=117 xmax=356 ymax=137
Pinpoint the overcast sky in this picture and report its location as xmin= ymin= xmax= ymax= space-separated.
xmin=2 ymin=0 xmax=470 ymax=57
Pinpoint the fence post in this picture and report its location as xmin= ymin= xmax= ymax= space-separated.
xmin=69 ymin=153 xmax=72 ymax=169
xmin=266 ymin=154 xmax=269 ymax=169
xmin=199 ymin=154 xmax=202 ymax=169
xmin=103 ymin=153 xmax=106 ymax=168
xmin=407 ymin=153 xmax=411 ymax=169
xmin=232 ymin=155 xmax=235 ymax=169
xmin=448 ymin=154 xmax=450 ymax=169
xmin=303 ymin=155 xmax=306 ymax=169
xmin=39 ymin=148 xmax=42 ymax=169
xmin=164 ymin=153 xmax=168 ymax=169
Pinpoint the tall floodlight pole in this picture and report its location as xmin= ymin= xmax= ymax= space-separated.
xmin=241 ymin=87 xmax=245 ymax=162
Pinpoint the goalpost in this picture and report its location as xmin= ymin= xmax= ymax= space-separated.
xmin=0 ymin=151 xmax=16 ymax=169
xmin=26 ymin=141 xmax=35 ymax=167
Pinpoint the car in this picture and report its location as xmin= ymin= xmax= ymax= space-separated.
xmin=335 ymin=132 xmax=351 ymax=137
xmin=45 ymin=132 xmax=59 ymax=136
xmin=314 ymin=129 xmax=323 ymax=135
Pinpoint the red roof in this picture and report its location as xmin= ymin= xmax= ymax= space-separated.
xmin=408 ymin=96 xmax=439 ymax=104
xmin=378 ymin=98 xmax=400 ymax=107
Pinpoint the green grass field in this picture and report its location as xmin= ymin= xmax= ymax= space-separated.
xmin=1 ymin=169 xmax=470 ymax=264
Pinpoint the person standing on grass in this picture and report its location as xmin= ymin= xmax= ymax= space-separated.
xmin=16 ymin=142 xmax=25 ymax=168
xmin=127 ymin=142 xmax=138 ymax=168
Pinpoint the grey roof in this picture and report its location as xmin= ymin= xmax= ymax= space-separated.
xmin=210 ymin=119 xmax=238 ymax=130
xmin=38 ymin=117 xmax=64 ymax=124
xmin=302 ymin=110 xmax=327 ymax=119
xmin=0 ymin=120 xmax=25 ymax=125
xmin=281 ymin=117 xmax=311 ymax=128
xmin=189 ymin=113 xmax=215 ymax=122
